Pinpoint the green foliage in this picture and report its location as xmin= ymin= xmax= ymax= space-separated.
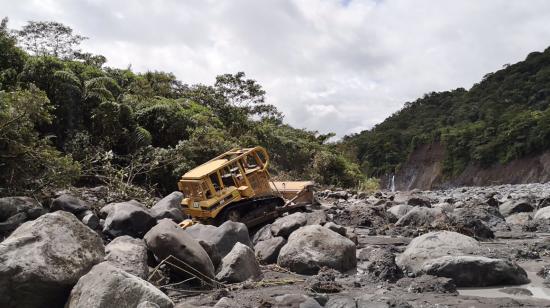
xmin=311 ymin=150 xmax=365 ymax=188
xmin=345 ymin=46 xmax=550 ymax=178
xmin=0 ymin=86 xmax=80 ymax=196
xmin=0 ymin=19 xmax=363 ymax=197
xmin=0 ymin=18 xmax=27 ymax=90
xmin=357 ymin=177 xmax=381 ymax=194
xmin=14 ymin=20 xmax=87 ymax=58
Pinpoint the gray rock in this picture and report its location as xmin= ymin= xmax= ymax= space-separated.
xmin=306 ymin=210 xmax=327 ymax=225
xmin=325 ymin=296 xmax=356 ymax=308
xmin=506 ymin=212 xmax=533 ymax=225
xmin=51 ymin=194 xmax=90 ymax=215
xmin=0 ymin=211 xmax=104 ymax=308
xmin=215 ymin=242 xmax=262 ymax=283
xmin=274 ymin=294 xmax=322 ymax=308
xmin=345 ymin=227 xmax=358 ymax=245
xmin=0 ymin=212 xmax=27 ymax=232
xmin=447 ymin=212 xmax=495 ymax=240
xmin=255 ymin=236 xmax=286 ymax=264
xmin=499 ymin=287 xmax=533 ymax=296
xmin=66 ymin=262 xmax=173 ymax=308
xmin=327 ymin=190 xmax=349 ymax=200
xmin=185 ymin=224 xmax=222 ymax=268
xmin=187 ymin=221 xmax=253 ymax=260
xmin=197 ymin=239 xmax=222 ymax=270
xmin=324 ymin=222 xmax=346 ymax=236
xmin=103 ymin=201 xmax=156 ymax=239
xmin=105 ymin=235 xmax=149 ymax=279
xmin=0 ymin=197 xmax=46 ymax=234
xmin=453 ymin=205 xmax=505 ymax=228
xmin=0 ymin=196 xmax=44 ymax=220
xmin=144 ymin=219 xmax=215 ymax=280
xmin=534 ymin=206 xmax=550 ymax=220
xmin=137 ymin=301 xmax=162 ymax=308
xmin=422 ymin=256 xmax=529 ymax=287
xmin=278 ymin=225 xmax=356 ymax=274
xmin=396 ymin=231 xmax=481 ymax=275
xmin=213 ymin=297 xmax=238 ymax=308
xmin=407 ymin=196 xmax=431 ymax=207
xmin=251 ymin=223 xmax=273 ymax=244
xmin=395 ymin=207 xmax=444 ymax=227
xmin=81 ymin=211 xmax=100 ymax=230
xmin=499 ymin=199 xmax=534 ymax=217
xmin=271 ymin=212 xmax=307 ymax=238
xmin=387 ymin=204 xmax=413 ymax=219
xmin=396 ymin=275 xmax=457 ymax=294
xmin=150 ymin=191 xmax=184 ymax=222
xmin=358 ymin=248 xmax=403 ymax=282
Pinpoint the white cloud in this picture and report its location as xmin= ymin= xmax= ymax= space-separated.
xmin=3 ymin=0 xmax=550 ymax=137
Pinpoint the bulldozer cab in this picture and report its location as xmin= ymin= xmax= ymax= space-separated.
xmin=177 ymin=146 xmax=314 ymax=227
xmin=177 ymin=147 xmax=275 ymax=221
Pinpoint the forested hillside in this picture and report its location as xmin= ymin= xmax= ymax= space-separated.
xmin=344 ymin=46 xmax=550 ymax=179
xmin=0 ymin=19 xmax=364 ymax=199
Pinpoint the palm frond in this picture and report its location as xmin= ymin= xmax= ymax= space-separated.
xmin=85 ymin=76 xmax=120 ymax=91
xmin=85 ymin=87 xmax=114 ymax=102
xmin=54 ymin=70 xmax=81 ymax=87
xmin=132 ymin=126 xmax=152 ymax=148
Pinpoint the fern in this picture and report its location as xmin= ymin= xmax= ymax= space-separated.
xmin=54 ymin=70 xmax=81 ymax=87
xmin=132 ymin=126 xmax=152 ymax=148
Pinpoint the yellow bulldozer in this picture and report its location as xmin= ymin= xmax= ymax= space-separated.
xmin=177 ymin=146 xmax=314 ymax=228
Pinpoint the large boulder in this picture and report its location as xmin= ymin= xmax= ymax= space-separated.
xmin=251 ymin=223 xmax=273 ymax=244
xmin=422 ymin=256 xmax=529 ymax=287
xmin=144 ymin=219 xmax=215 ymax=280
xmin=506 ymin=212 xmax=533 ymax=225
xmin=186 ymin=221 xmax=253 ymax=259
xmin=215 ymin=242 xmax=262 ymax=283
xmin=324 ymin=222 xmax=346 ymax=236
xmin=447 ymin=212 xmax=494 ymax=240
xmin=51 ymin=194 xmax=90 ymax=215
xmin=453 ymin=205 xmax=505 ymax=228
xmin=407 ymin=196 xmax=431 ymax=207
xmin=103 ymin=201 xmax=156 ymax=239
xmin=0 ymin=196 xmax=44 ymax=220
xmin=273 ymin=294 xmax=322 ymax=308
xmin=278 ymin=225 xmax=356 ymax=274
xmin=185 ymin=224 xmax=222 ymax=268
xmin=271 ymin=212 xmax=307 ymax=238
xmin=66 ymin=262 xmax=173 ymax=308
xmin=255 ymin=236 xmax=286 ymax=264
xmin=534 ymin=206 xmax=550 ymax=220
xmin=150 ymin=191 xmax=185 ymax=222
xmin=105 ymin=235 xmax=149 ymax=279
xmin=306 ymin=210 xmax=328 ymax=225
xmin=387 ymin=204 xmax=413 ymax=220
xmin=396 ymin=231 xmax=481 ymax=275
xmin=395 ymin=207 xmax=445 ymax=227
xmin=357 ymin=248 xmax=403 ymax=282
xmin=0 ymin=211 xmax=105 ymax=308
xmin=499 ymin=199 xmax=534 ymax=217
xmin=325 ymin=296 xmax=356 ymax=308
xmin=0 ymin=197 xmax=46 ymax=234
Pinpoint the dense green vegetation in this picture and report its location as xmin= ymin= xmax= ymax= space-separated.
xmin=0 ymin=18 xmax=364 ymax=198
xmin=344 ymin=47 xmax=550 ymax=178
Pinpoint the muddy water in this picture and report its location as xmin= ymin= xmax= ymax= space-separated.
xmin=459 ymin=265 xmax=550 ymax=301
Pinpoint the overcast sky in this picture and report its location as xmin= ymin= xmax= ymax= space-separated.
xmin=3 ymin=0 xmax=550 ymax=137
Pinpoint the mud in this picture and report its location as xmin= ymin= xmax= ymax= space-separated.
xmin=174 ymin=184 xmax=550 ymax=307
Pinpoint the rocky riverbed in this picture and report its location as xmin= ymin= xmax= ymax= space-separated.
xmin=2 ymin=183 xmax=550 ymax=307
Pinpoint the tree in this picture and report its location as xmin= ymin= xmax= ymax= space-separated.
xmin=0 ymin=86 xmax=80 ymax=195
xmin=15 ymin=21 xmax=87 ymax=58
xmin=0 ymin=17 xmax=27 ymax=90
xmin=214 ymin=72 xmax=282 ymax=121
